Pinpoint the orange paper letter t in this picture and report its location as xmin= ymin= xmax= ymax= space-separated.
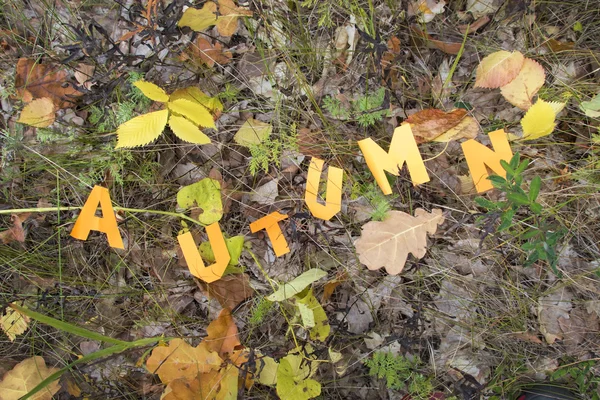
xmin=249 ymin=212 xmax=290 ymax=257
xmin=461 ymin=129 xmax=513 ymax=193
xmin=304 ymin=158 xmax=343 ymax=221
xmin=70 ymin=186 xmax=124 ymax=249
xmin=357 ymin=124 xmax=430 ymax=195
xmin=178 ymin=223 xmax=231 ymax=283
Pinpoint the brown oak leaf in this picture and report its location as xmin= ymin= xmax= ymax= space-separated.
xmin=406 ymin=109 xmax=478 ymax=143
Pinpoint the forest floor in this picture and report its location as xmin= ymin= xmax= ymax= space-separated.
xmin=1 ymin=0 xmax=600 ymax=399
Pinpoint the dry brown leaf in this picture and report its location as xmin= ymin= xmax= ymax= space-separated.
xmin=74 ymin=63 xmax=95 ymax=90
xmin=204 ymin=273 xmax=254 ymax=311
xmin=15 ymin=58 xmax=82 ymax=108
xmin=192 ymin=38 xmax=232 ymax=68
xmin=297 ymin=128 xmax=325 ymax=158
xmin=474 ymin=50 xmax=524 ymax=89
xmin=146 ymin=338 xmax=222 ymax=384
xmin=162 ymin=365 xmax=239 ymax=400
xmin=0 ymin=356 xmax=60 ymax=400
xmin=355 ymin=209 xmax=444 ymax=275
xmin=544 ymin=38 xmax=575 ymax=53
xmin=538 ymin=288 xmax=572 ymax=344
xmin=406 ymin=109 xmax=477 ymax=143
xmin=0 ymin=213 xmax=31 ymax=244
xmin=216 ymin=0 xmax=252 ymax=37
xmin=499 ymin=58 xmax=545 ymax=110
xmin=410 ymin=26 xmax=462 ymax=55
xmin=458 ymin=15 xmax=490 ymax=34
xmin=200 ymin=308 xmax=241 ymax=359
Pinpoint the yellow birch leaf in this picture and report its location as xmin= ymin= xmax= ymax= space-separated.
xmin=520 ymin=99 xmax=556 ymax=140
xmin=0 ymin=356 xmax=60 ymax=400
xmin=178 ymin=2 xmax=218 ymax=31
xmin=1 ymin=306 xmax=30 ymax=342
xmin=17 ymin=97 xmax=55 ymax=128
xmin=168 ymin=99 xmax=215 ymax=129
xmin=170 ymin=87 xmax=224 ymax=113
xmin=233 ymin=118 xmax=273 ymax=147
xmin=146 ymin=338 xmax=222 ymax=384
xmin=216 ymin=0 xmax=252 ymax=37
xmin=115 ymin=109 xmax=169 ymax=148
xmin=355 ymin=209 xmax=444 ymax=275
xmin=500 ymin=58 xmax=546 ymax=110
xmin=474 ymin=50 xmax=525 ymax=89
xmin=133 ymin=80 xmax=169 ymax=102
xmin=168 ymin=115 xmax=211 ymax=144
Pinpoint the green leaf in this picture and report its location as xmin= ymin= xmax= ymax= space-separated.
xmin=133 ymin=80 xmax=169 ymax=102
xmin=178 ymin=2 xmax=218 ymax=31
xmin=255 ymin=355 xmax=278 ymax=386
xmin=168 ymin=99 xmax=215 ymax=128
xmin=276 ymin=358 xmax=321 ymax=400
xmin=475 ymin=197 xmax=498 ymax=210
xmin=267 ymin=269 xmax=327 ymax=302
xmin=529 ymin=176 xmax=541 ymax=201
xmin=296 ymin=289 xmax=330 ymax=342
xmin=530 ymin=202 xmax=542 ymax=214
xmin=176 ymin=178 xmax=223 ymax=224
xmin=507 ymin=192 xmax=530 ymax=206
xmin=500 ymin=159 xmax=514 ymax=175
xmin=168 ymin=115 xmax=211 ymax=144
xmin=115 ymin=109 xmax=169 ymax=149
xmin=199 ymin=235 xmax=244 ymax=266
xmin=233 ymin=118 xmax=273 ymax=147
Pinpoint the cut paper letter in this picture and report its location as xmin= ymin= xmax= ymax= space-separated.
xmin=178 ymin=222 xmax=231 ymax=283
xmin=70 ymin=186 xmax=124 ymax=249
xmin=304 ymin=158 xmax=343 ymax=221
xmin=249 ymin=212 xmax=290 ymax=257
xmin=461 ymin=129 xmax=513 ymax=192
xmin=358 ymin=124 xmax=430 ymax=195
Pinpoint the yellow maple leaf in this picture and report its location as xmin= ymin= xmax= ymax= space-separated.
xmin=474 ymin=50 xmax=524 ymax=89
xmin=168 ymin=115 xmax=211 ymax=144
xmin=0 ymin=356 xmax=60 ymax=400
xmin=168 ymin=99 xmax=216 ymax=128
xmin=1 ymin=306 xmax=30 ymax=342
xmin=133 ymin=80 xmax=169 ymax=102
xmin=17 ymin=98 xmax=55 ymax=128
xmin=216 ymin=0 xmax=252 ymax=37
xmin=520 ymin=99 xmax=558 ymax=140
xmin=178 ymin=2 xmax=218 ymax=31
xmin=115 ymin=109 xmax=169 ymax=148
xmin=500 ymin=58 xmax=546 ymax=110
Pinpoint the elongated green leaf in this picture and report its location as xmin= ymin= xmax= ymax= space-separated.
xmin=133 ymin=80 xmax=169 ymax=102
xmin=115 ymin=109 xmax=169 ymax=148
xmin=267 ymin=269 xmax=327 ymax=302
xmin=168 ymin=99 xmax=215 ymax=128
xmin=507 ymin=192 xmax=530 ymax=206
xmin=529 ymin=176 xmax=541 ymax=202
xmin=168 ymin=115 xmax=211 ymax=144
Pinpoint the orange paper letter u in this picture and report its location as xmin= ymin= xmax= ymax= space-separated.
xmin=178 ymin=223 xmax=231 ymax=283
xmin=304 ymin=157 xmax=343 ymax=221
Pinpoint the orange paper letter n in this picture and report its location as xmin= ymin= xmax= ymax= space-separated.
xmin=357 ymin=124 xmax=430 ymax=195
xmin=70 ymin=186 xmax=124 ymax=249
xmin=461 ymin=129 xmax=513 ymax=193
xmin=305 ymin=157 xmax=343 ymax=221
xmin=178 ymin=223 xmax=230 ymax=283
xmin=249 ymin=212 xmax=290 ymax=257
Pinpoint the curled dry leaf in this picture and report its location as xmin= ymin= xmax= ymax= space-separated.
xmin=355 ymin=209 xmax=444 ymax=275
xmin=410 ymin=26 xmax=462 ymax=55
xmin=0 ymin=213 xmax=31 ymax=244
xmin=406 ymin=109 xmax=478 ymax=143
xmin=474 ymin=50 xmax=525 ymax=89
xmin=192 ymin=37 xmax=232 ymax=68
xmin=500 ymin=58 xmax=546 ymax=110
xmin=15 ymin=57 xmax=82 ymax=108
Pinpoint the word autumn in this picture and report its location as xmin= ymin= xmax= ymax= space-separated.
xmin=70 ymin=124 xmax=512 ymax=282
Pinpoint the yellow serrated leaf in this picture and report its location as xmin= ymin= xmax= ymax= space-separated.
xmin=0 ymin=356 xmax=60 ymax=400
xmin=17 ymin=97 xmax=55 ymax=128
xmin=115 ymin=109 xmax=169 ymax=148
xmin=133 ymin=80 xmax=169 ymax=102
xmin=475 ymin=50 xmax=524 ymax=89
xmin=169 ymin=87 xmax=222 ymax=112
xmin=168 ymin=115 xmax=211 ymax=144
xmin=1 ymin=306 xmax=30 ymax=341
xmin=168 ymin=98 xmax=215 ymax=129
xmin=520 ymin=99 xmax=556 ymax=140
xmin=178 ymin=2 xmax=218 ymax=31
xmin=233 ymin=118 xmax=273 ymax=147
xmin=500 ymin=58 xmax=546 ymax=110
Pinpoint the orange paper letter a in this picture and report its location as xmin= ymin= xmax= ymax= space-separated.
xmin=178 ymin=223 xmax=231 ymax=283
xmin=304 ymin=157 xmax=343 ymax=221
xmin=461 ymin=129 xmax=513 ymax=193
xmin=358 ymin=124 xmax=430 ymax=195
xmin=70 ymin=186 xmax=124 ymax=249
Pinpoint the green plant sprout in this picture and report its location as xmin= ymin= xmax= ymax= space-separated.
xmin=364 ymin=352 xmax=433 ymax=399
xmin=322 ymin=87 xmax=389 ymax=127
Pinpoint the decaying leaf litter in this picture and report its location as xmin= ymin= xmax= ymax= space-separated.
xmin=1 ymin=0 xmax=600 ymax=399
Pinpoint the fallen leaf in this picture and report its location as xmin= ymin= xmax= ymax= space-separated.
xmin=199 ymin=235 xmax=245 ymax=267
xmin=15 ymin=57 xmax=82 ymax=108
xmin=233 ymin=118 xmax=273 ymax=147
xmin=250 ymin=178 xmax=279 ymax=205
xmin=163 ymin=366 xmax=238 ymax=400
xmin=0 ymin=213 xmax=31 ymax=244
xmin=538 ymin=288 xmax=572 ymax=344
xmin=410 ymin=26 xmax=462 ymax=54
xmin=406 ymin=109 xmax=477 ymax=143
xmin=146 ymin=338 xmax=222 ymax=384
xmin=580 ymin=93 xmax=600 ymax=118
xmin=17 ymin=97 xmax=55 ymax=128
xmin=296 ymin=289 xmax=330 ymax=342
xmin=500 ymin=58 xmax=546 ymax=110
xmin=267 ymin=269 xmax=327 ymax=302
xmin=203 ymin=273 xmax=254 ymax=310
xmin=73 ymin=63 xmax=95 ymax=90
xmin=474 ymin=50 xmax=525 ymax=89
xmin=544 ymin=38 xmax=575 ymax=53
xmin=458 ymin=15 xmax=490 ymax=34
xmin=466 ymin=0 xmax=497 ymax=18
xmin=192 ymin=37 xmax=232 ymax=67
xmin=297 ymin=128 xmax=325 ymax=158
xmin=0 ymin=306 xmax=30 ymax=342
xmin=520 ymin=99 xmax=557 ymax=140
xmin=115 ymin=109 xmax=169 ymax=148
xmin=177 ymin=178 xmax=223 ymax=225
xmin=276 ymin=358 xmax=321 ymax=400
xmin=200 ymin=308 xmax=241 ymax=359
xmin=215 ymin=0 xmax=252 ymax=37
xmin=178 ymin=2 xmax=218 ymax=31
xmin=0 ymin=356 xmax=60 ymax=400
xmin=432 ymin=115 xmax=479 ymax=142
xmin=410 ymin=0 xmax=446 ymax=23
xmin=355 ymin=209 xmax=444 ymax=275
